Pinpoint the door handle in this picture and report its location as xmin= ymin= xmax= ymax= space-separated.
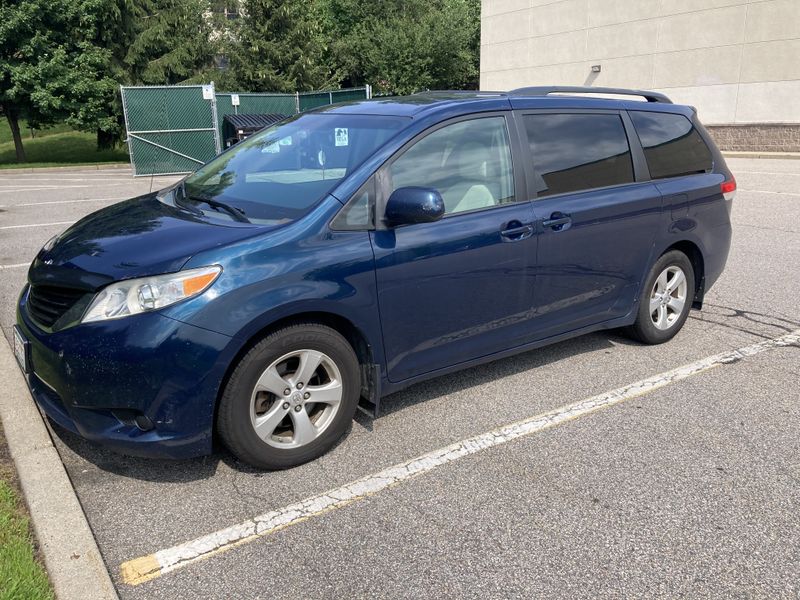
xmin=542 ymin=212 xmax=572 ymax=231
xmin=500 ymin=222 xmax=534 ymax=241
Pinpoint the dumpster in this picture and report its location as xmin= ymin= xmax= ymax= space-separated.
xmin=222 ymin=113 xmax=287 ymax=148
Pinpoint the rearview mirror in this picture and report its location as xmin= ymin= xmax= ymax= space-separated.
xmin=384 ymin=187 xmax=445 ymax=227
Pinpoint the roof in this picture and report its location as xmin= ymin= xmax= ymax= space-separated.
xmin=314 ymin=87 xmax=695 ymax=119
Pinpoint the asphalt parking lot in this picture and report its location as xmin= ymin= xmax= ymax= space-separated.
xmin=1 ymin=161 xmax=798 ymax=599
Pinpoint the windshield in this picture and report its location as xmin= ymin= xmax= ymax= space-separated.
xmin=183 ymin=113 xmax=408 ymax=224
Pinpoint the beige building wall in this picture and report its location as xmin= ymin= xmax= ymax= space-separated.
xmin=480 ymin=0 xmax=800 ymax=127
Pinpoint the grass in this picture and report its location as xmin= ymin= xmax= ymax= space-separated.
xmin=0 ymin=119 xmax=72 ymax=146
xmin=0 ymin=118 xmax=129 ymax=168
xmin=0 ymin=429 xmax=54 ymax=600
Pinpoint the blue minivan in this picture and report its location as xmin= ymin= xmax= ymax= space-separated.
xmin=14 ymin=87 xmax=735 ymax=469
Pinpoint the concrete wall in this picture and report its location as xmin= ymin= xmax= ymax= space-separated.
xmin=480 ymin=0 xmax=800 ymax=126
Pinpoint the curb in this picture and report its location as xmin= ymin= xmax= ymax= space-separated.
xmin=722 ymin=151 xmax=800 ymax=160
xmin=0 ymin=339 xmax=119 ymax=600
xmin=0 ymin=163 xmax=131 ymax=174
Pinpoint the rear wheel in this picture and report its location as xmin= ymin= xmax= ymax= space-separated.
xmin=627 ymin=250 xmax=694 ymax=344
xmin=217 ymin=324 xmax=360 ymax=470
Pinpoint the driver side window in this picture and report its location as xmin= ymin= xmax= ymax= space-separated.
xmin=388 ymin=116 xmax=515 ymax=215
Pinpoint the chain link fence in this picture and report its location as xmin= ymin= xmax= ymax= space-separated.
xmin=121 ymin=84 xmax=371 ymax=176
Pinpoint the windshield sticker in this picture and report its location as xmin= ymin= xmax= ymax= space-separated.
xmin=279 ymin=136 xmax=292 ymax=146
xmin=335 ymin=128 xmax=349 ymax=147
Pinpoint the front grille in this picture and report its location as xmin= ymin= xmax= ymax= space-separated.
xmin=27 ymin=285 xmax=87 ymax=328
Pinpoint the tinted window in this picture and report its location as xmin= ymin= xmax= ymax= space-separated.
xmin=183 ymin=113 xmax=406 ymax=224
xmin=630 ymin=111 xmax=713 ymax=179
xmin=523 ymin=113 xmax=634 ymax=197
xmin=388 ymin=117 xmax=515 ymax=215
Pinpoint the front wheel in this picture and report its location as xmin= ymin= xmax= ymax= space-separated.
xmin=217 ymin=324 xmax=360 ymax=470
xmin=627 ymin=250 xmax=695 ymax=344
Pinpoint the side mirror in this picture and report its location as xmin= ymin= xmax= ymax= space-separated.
xmin=384 ymin=187 xmax=445 ymax=227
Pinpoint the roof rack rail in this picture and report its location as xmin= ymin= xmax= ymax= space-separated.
xmin=508 ymin=86 xmax=672 ymax=104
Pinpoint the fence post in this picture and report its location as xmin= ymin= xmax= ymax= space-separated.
xmin=329 ymin=91 xmax=333 ymax=104
xmin=295 ymin=92 xmax=300 ymax=114
xmin=209 ymin=81 xmax=222 ymax=155
xmin=119 ymin=85 xmax=137 ymax=176
xmin=366 ymin=84 xmax=372 ymax=99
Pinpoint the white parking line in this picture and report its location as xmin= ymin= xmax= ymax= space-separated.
xmin=1 ymin=196 xmax=128 ymax=208
xmin=0 ymin=178 xmax=132 ymax=183
xmin=739 ymin=189 xmax=800 ymax=197
xmin=0 ymin=221 xmax=73 ymax=231
xmin=733 ymin=170 xmax=800 ymax=176
xmin=0 ymin=183 xmax=140 ymax=193
xmin=0 ymin=187 xmax=67 ymax=194
xmin=119 ymin=328 xmax=800 ymax=586
xmin=0 ymin=263 xmax=29 ymax=270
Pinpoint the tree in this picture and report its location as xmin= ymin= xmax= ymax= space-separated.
xmin=125 ymin=0 xmax=217 ymax=86
xmin=0 ymin=0 xmax=120 ymax=161
xmin=83 ymin=0 xmax=218 ymax=149
xmin=218 ymin=0 xmax=332 ymax=93
xmin=317 ymin=0 xmax=480 ymax=95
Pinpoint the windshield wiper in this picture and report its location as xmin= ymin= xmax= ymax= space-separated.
xmin=175 ymin=186 xmax=251 ymax=223
xmin=189 ymin=195 xmax=250 ymax=223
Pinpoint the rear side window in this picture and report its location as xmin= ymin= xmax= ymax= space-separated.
xmin=523 ymin=113 xmax=634 ymax=198
xmin=629 ymin=111 xmax=713 ymax=179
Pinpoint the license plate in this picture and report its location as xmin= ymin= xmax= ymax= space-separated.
xmin=13 ymin=326 xmax=29 ymax=374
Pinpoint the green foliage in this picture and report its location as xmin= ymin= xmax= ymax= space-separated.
xmin=218 ymin=0 xmax=332 ymax=92
xmin=317 ymin=0 xmax=480 ymax=95
xmin=0 ymin=478 xmax=54 ymax=600
xmin=0 ymin=1 xmax=120 ymax=128
xmin=0 ymin=0 xmax=125 ymax=159
xmin=125 ymin=0 xmax=217 ymax=85
xmin=1 ymin=0 xmax=482 ymax=161
xmin=0 ymin=131 xmax=129 ymax=166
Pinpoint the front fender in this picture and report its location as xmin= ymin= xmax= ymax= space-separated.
xmin=160 ymin=202 xmax=385 ymax=379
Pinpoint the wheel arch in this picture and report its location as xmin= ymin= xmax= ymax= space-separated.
xmin=213 ymin=310 xmax=380 ymax=431
xmin=662 ymin=240 xmax=705 ymax=308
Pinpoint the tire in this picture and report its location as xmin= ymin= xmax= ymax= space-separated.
xmin=627 ymin=250 xmax=695 ymax=345
xmin=217 ymin=323 xmax=360 ymax=470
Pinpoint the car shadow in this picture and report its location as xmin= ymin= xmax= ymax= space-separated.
xmin=357 ymin=330 xmax=634 ymax=426
xmin=42 ymin=303 xmax=800 ymax=480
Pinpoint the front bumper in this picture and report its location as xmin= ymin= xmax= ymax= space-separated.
xmin=16 ymin=286 xmax=234 ymax=459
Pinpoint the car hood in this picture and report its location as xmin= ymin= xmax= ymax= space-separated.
xmin=28 ymin=193 xmax=268 ymax=291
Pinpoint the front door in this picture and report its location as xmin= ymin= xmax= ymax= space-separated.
xmin=371 ymin=115 xmax=537 ymax=382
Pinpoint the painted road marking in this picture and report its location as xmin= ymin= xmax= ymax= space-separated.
xmin=119 ymin=329 xmax=800 ymax=586
xmin=732 ymin=170 xmax=800 ymax=176
xmin=0 ymin=185 xmax=96 ymax=192
xmin=0 ymin=263 xmax=29 ymax=270
xmin=739 ymin=189 xmax=800 ymax=197
xmin=0 ymin=196 xmax=128 ymax=208
xmin=0 ymin=179 xmax=131 ymax=184
xmin=0 ymin=221 xmax=73 ymax=231
xmin=0 ymin=183 xmax=138 ymax=194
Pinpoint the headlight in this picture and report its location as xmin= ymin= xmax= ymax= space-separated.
xmin=81 ymin=265 xmax=222 ymax=323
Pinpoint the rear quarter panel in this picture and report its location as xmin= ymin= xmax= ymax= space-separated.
xmin=654 ymin=172 xmax=732 ymax=293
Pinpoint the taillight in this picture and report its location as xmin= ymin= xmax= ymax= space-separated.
xmin=721 ymin=177 xmax=736 ymax=201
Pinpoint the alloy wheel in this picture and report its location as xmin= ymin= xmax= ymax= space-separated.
xmin=249 ymin=349 xmax=343 ymax=449
xmin=649 ymin=265 xmax=688 ymax=330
